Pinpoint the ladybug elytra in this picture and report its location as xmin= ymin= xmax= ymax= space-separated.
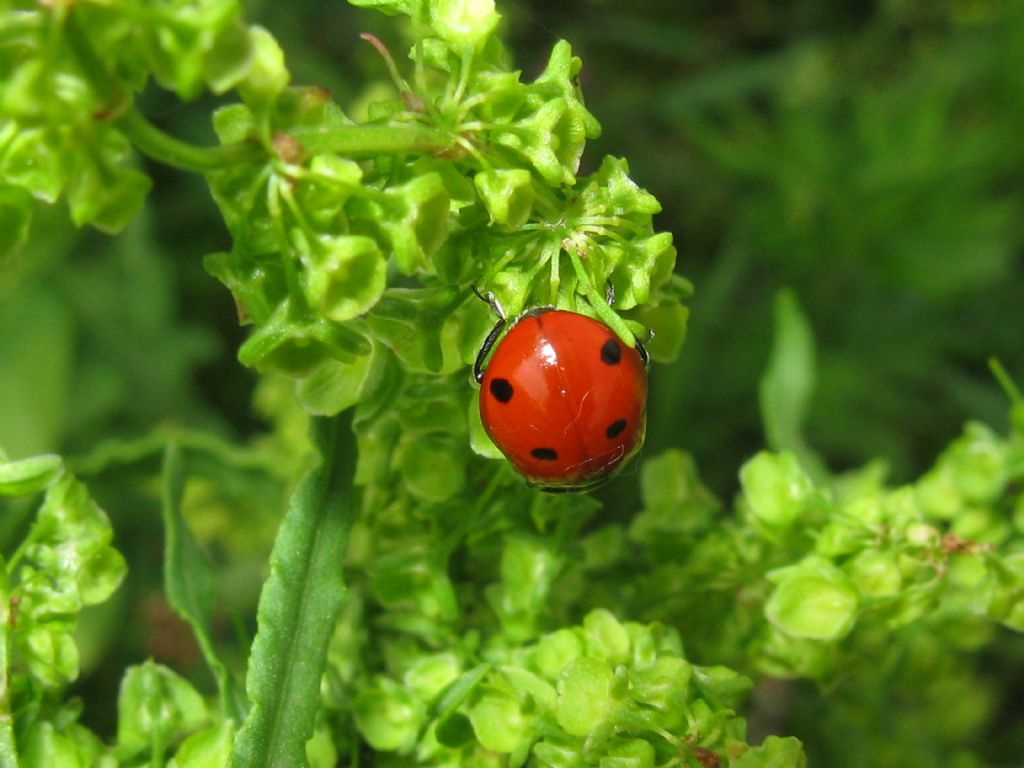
xmin=475 ymin=301 xmax=648 ymax=491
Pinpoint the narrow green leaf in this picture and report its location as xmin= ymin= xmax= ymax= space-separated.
xmin=430 ymin=663 xmax=492 ymax=720
xmin=228 ymin=414 xmax=357 ymax=768
xmin=160 ymin=442 xmax=247 ymax=721
xmin=759 ymin=289 xmax=828 ymax=483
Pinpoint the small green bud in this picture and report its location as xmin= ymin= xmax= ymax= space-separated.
xmin=238 ymin=26 xmax=290 ymax=106
xmin=404 ymin=653 xmax=462 ymax=702
xmin=733 ymin=736 xmax=807 ymax=768
xmin=916 ymin=462 xmax=961 ymax=519
xmin=556 ymin=656 xmax=614 ymax=737
xmin=468 ymin=690 xmax=528 ymax=753
xmin=582 ymin=609 xmax=631 ymax=666
xmin=301 ymin=234 xmax=387 ymax=322
xmin=376 ymin=172 xmax=450 ymax=274
xmin=740 ymin=452 xmax=815 ymax=529
xmin=766 ymin=557 xmax=858 ymax=641
xmin=203 ymin=21 xmax=253 ymax=94
xmin=600 ymin=738 xmax=655 ymax=768
xmin=534 ymin=628 xmax=583 ymax=681
xmin=168 ymin=721 xmax=235 ymax=768
xmin=951 ymin=424 xmax=1007 ymax=503
xmin=430 ymin=0 xmax=501 ymax=51
xmin=354 ymin=679 xmax=424 ymax=753
xmin=474 ymin=168 xmax=534 ymax=228
xmin=117 ymin=661 xmax=207 ymax=756
xmin=844 ymin=550 xmax=902 ymax=597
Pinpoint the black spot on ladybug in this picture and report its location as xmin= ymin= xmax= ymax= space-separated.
xmin=490 ymin=378 xmax=514 ymax=403
xmin=531 ymin=447 xmax=558 ymax=461
xmin=600 ymin=338 xmax=622 ymax=365
xmin=606 ymin=419 xmax=627 ymax=438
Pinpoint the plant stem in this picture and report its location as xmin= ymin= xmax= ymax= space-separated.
xmin=287 ymin=124 xmax=450 ymax=156
xmin=116 ymin=110 xmax=263 ymax=172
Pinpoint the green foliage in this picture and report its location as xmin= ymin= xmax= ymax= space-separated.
xmin=1 ymin=1 xmax=1022 ymax=767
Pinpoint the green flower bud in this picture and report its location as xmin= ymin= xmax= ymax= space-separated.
xmin=23 ymin=626 xmax=79 ymax=687
xmin=238 ymin=26 xmax=290 ymax=106
xmin=469 ymin=690 xmax=529 ymax=753
xmin=534 ymin=628 xmax=584 ymax=681
xmin=430 ymin=0 xmax=501 ymax=51
xmin=394 ymin=432 xmax=467 ymax=502
xmin=354 ymin=679 xmax=424 ymax=753
xmin=987 ymin=552 xmax=1024 ymax=631
xmin=916 ymin=462 xmax=961 ymax=519
xmin=765 ymin=556 xmax=858 ymax=641
xmin=582 ymin=609 xmax=631 ymax=666
xmin=117 ymin=661 xmax=207 ymax=756
xmin=950 ymin=424 xmax=1007 ymax=503
xmin=203 ymin=21 xmax=253 ymax=94
xmin=404 ymin=653 xmax=462 ymax=702
xmin=845 ymin=550 xmax=902 ymax=597
xmin=600 ymin=738 xmax=656 ymax=768
xmin=169 ymin=721 xmax=235 ymax=768
xmin=740 ymin=452 xmax=815 ymax=530
xmin=237 ymin=300 xmax=371 ymax=375
xmin=1 ymin=127 xmax=65 ymax=203
xmin=497 ymin=98 xmax=587 ymax=186
xmin=733 ymin=736 xmax=807 ymax=768
xmin=301 ymin=234 xmax=386 ymax=322
xmin=66 ymin=147 xmax=151 ymax=234
xmin=556 ymin=656 xmax=614 ymax=737
xmin=474 ymin=168 xmax=534 ymax=228
xmin=374 ymin=172 xmax=450 ymax=275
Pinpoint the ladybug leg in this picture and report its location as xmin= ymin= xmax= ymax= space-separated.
xmin=636 ymin=328 xmax=653 ymax=368
xmin=605 ymin=280 xmax=615 ymax=307
xmin=470 ymin=285 xmax=509 ymax=383
xmin=471 ymin=284 xmax=506 ymax=320
xmin=474 ymin=317 xmax=506 ymax=383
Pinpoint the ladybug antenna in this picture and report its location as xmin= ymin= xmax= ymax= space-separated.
xmin=471 ymin=284 xmax=506 ymax=320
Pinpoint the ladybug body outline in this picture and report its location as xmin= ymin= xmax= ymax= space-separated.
xmin=474 ymin=296 xmax=649 ymax=492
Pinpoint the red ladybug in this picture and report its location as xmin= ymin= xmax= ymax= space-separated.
xmin=475 ymin=300 xmax=648 ymax=491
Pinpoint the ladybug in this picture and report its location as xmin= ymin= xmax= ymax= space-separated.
xmin=474 ymin=292 xmax=648 ymax=491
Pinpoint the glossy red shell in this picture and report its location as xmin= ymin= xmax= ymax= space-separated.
xmin=479 ymin=309 xmax=648 ymax=490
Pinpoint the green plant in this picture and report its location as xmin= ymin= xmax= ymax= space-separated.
xmin=1 ymin=1 xmax=1022 ymax=767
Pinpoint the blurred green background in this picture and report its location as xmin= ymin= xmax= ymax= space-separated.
xmin=1 ymin=0 xmax=1023 ymax=763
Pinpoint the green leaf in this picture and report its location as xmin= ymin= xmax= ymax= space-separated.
xmin=228 ymin=414 xmax=357 ymax=768
xmin=353 ymin=678 xmax=424 ymax=753
xmin=429 ymin=0 xmax=501 ymax=52
xmin=117 ymin=660 xmax=207 ymax=759
xmin=759 ymin=289 xmax=828 ymax=483
xmin=160 ymin=442 xmax=247 ymax=721
xmin=733 ymin=736 xmax=807 ymax=768
xmin=0 ymin=454 xmax=63 ymax=497
xmin=765 ymin=557 xmax=859 ymax=641
xmin=555 ymin=656 xmax=614 ymax=737
xmin=300 ymin=234 xmax=387 ymax=322
xmin=65 ymin=150 xmax=152 ymax=234
xmin=237 ymin=26 xmax=290 ymax=107
xmin=431 ymin=663 xmax=493 ymax=720
xmin=739 ymin=452 xmax=815 ymax=530
xmin=168 ymin=721 xmax=236 ymax=768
